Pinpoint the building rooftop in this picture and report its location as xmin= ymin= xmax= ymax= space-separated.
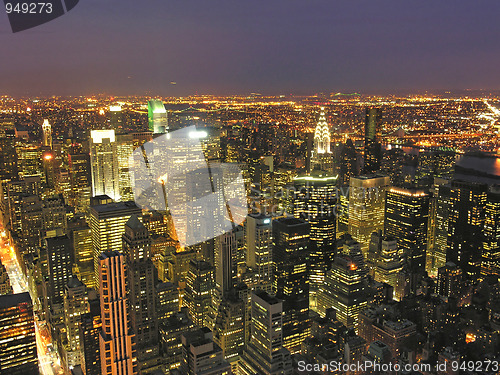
xmin=0 ymin=291 xmax=32 ymax=308
xmin=91 ymin=201 xmax=140 ymax=213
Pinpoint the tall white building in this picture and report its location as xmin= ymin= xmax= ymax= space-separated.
xmin=42 ymin=119 xmax=52 ymax=148
xmin=90 ymin=130 xmax=120 ymax=201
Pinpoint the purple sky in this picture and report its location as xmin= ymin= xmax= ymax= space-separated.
xmin=1 ymin=0 xmax=500 ymax=96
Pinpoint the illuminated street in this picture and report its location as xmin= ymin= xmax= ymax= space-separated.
xmin=0 ymin=229 xmax=63 ymax=375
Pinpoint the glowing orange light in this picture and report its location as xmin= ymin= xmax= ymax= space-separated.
xmin=466 ymin=333 xmax=476 ymax=344
xmin=350 ymin=263 xmax=358 ymax=271
xmin=158 ymin=173 xmax=168 ymax=184
xmin=99 ymin=109 xmax=105 ymax=115
xmin=43 ymin=154 xmax=53 ymax=161
xmin=26 ymin=107 xmax=31 ymax=112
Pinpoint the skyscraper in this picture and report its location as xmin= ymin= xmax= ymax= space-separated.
xmin=80 ymin=292 xmax=102 ymax=375
xmin=68 ymin=152 xmax=91 ymax=212
xmin=245 ymin=213 xmax=273 ymax=293
xmin=311 ymin=107 xmax=333 ymax=172
xmin=42 ymin=119 xmax=52 ymax=148
xmin=63 ymin=276 xmax=89 ymax=368
xmin=385 ymin=187 xmax=429 ymax=281
xmin=368 ymin=231 xmax=405 ymax=300
xmin=318 ymin=253 xmax=368 ymax=330
xmin=339 ymin=138 xmax=358 ymax=186
xmin=239 ymin=291 xmax=293 ymax=375
xmin=447 ymin=180 xmax=487 ymax=278
xmin=364 ymin=107 xmax=382 ymax=174
xmin=122 ymin=215 xmax=161 ymax=373
xmin=0 ymin=292 xmax=38 ymax=375
xmin=272 ymin=217 xmax=310 ymax=354
xmin=90 ymin=130 xmax=120 ymax=201
xmin=116 ymin=133 xmax=135 ymax=202
xmin=148 ymin=100 xmax=168 ymax=134
xmin=45 ymin=235 xmax=73 ymax=308
xmin=89 ymin=200 xmax=142 ymax=286
xmin=180 ymin=328 xmax=231 ymax=375
xmin=293 ymin=173 xmax=337 ymax=311
xmin=348 ymin=174 xmax=390 ymax=256
xmin=98 ymin=251 xmax=138 ymax=375
xmin=184 ymin=260 xmax=214 ymax=328
xmin=109 ymin=105 xmax=123 ymax=130
xmin=481 ymin=186 xmax=500 ymax=277
xmin=70 ymin=219 xmax=94 ymax=289
xmin=428 ymin=179 xmax=451 ymax=275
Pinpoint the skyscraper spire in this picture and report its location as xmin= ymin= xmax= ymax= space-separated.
xmin=313 ymin=107 xmax=330 ymax=154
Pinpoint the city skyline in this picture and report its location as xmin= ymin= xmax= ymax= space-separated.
xmin=1 ymin=2 xmax=500 ymax=374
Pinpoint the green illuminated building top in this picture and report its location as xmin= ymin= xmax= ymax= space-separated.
xmin=148 ymin=100 xmax=168 ymax=134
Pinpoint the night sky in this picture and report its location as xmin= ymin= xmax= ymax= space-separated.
xmin=1 ymin=0 xmax=500 ymax=96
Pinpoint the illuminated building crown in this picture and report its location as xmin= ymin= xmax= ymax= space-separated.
xmin=313 ymin=107 xmax=330 ymax=154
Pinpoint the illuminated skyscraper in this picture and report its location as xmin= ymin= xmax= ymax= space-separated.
xmin=482 ymin=187 xmax=500 ymax=277
xmin=68 ymin=153 xmax=91 ymax=212
xmin=348 ymin=174 xmax=390 ymax=256
xmin=311 ymin=107 xmax=333 ymax=172
xmin=45 ymin=235 xmax=73 ymax=308
xmin=272 ymin=217 xmax=310 ymax=354
xmin=212 ymin=293 xmax=245 ymax=369
xmin=109 ymin=105 xmax=123 ymax=130
xmin=428 ymin=179 xmax=451 ymax=275
xmin=98 ymin=251 xmax=138 ymax=375
xmin=447 ymin=180 xmax=487 ymax=278
xmin=293 ymin=173 xmax=337 ymax=311
xmin=364 ymin=108 xmax=382 ymax=174
xmin=116 ymin=134 xmax=135 ymax=202
xmin=42 ymin=119 xmax=52 ymax=148
xmin=368 ymin=231 xmax=404 ymax=300
xmin=318 ymin=254 xmax=368 ymax=330
xmin=385 ymin=187 xmax=429 ymax=280
xmin=313 ymin=107 xmax=330 ymax=154
xmin=69 ymin=218 xmax=94 ymax=289
xmin=184 ymin=260 xmax=214 ymax=328
xmin=245 ymin=213 xmax=273 ymax=294
xmin=80 ymin=293 xmax=102 ymax=375
xmin=16 ymin=145 xmax=43 ymax=179
xmin=147 ymin=100 xmax=168 ymax=134
xmin=122 ymin=215 xmax=161 ymax=373
xmin=90 ymin=130 xmax=120 ymax=201
xmin=0 ymin=293 xmax=38 ymax=375
xmin=89 ymin=201 xmax=142 ymax=285
xmin=63 ymin=276 xmax=89 ymax=368
xmin=239 ymin=291 xmax=293 ymax=375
